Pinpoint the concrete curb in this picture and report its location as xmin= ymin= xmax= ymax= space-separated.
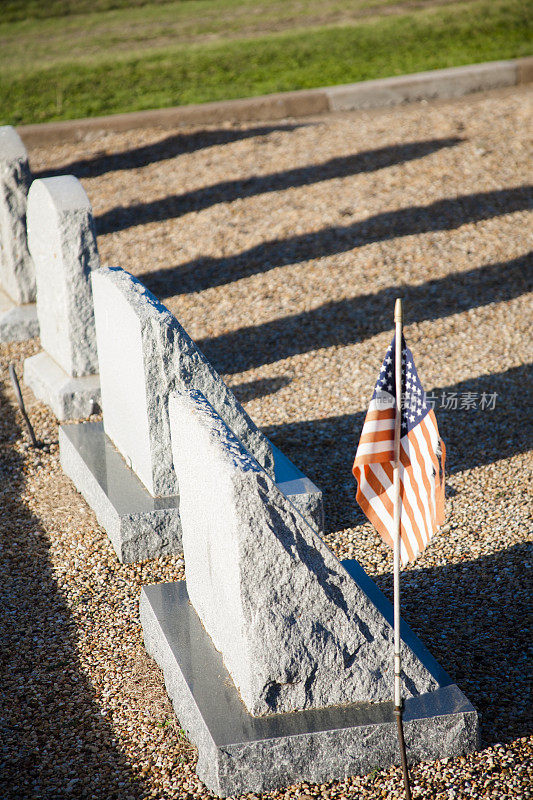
xmin=18 ymin=57 xmax=533 ymax=147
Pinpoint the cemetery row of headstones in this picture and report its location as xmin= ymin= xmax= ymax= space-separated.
xmin=0 ymin=125 xmax=478 ymax=796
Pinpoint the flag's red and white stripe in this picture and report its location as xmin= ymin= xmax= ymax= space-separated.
xmin=353 ymin=396 xmax=446 ymax=564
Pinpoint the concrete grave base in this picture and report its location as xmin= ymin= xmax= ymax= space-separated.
xmin=24 ymin=351 xmax=100 ymax=420
xmin=0 ymin=287 xmax=38 ymax=342
xmin=59 ymin=421 xmax=181 ymax=564
xmin=139 ymin=580 xmax=479 ymax=797
xmin=59 ymin=421 xmax=323 ymax=563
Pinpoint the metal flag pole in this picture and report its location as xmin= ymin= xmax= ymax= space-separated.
xmin=393 ymin=298 xmax=412 ymax=800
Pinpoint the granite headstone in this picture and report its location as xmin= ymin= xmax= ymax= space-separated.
xmin=60 ymin=266 xmax=322 ymax=561
xmin=169 ymin=389 xmax=437 ymax=716
xmin=23 ymin=175 xmax=100 ymax=419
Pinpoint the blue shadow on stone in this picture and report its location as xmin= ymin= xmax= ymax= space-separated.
xmin=340 ymin=559 xmax=450 ymax=688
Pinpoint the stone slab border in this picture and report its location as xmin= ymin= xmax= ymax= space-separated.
xmin=24 ymin=352 xmax=100 ymax=420
xmin=140 ymin=580 xmax=479 ymax=797
xmin=0 ymin=288 xmax=38 ymax=342
xmin=59 ymin=421 xmax=323 ymax=563
xmin=17 ymin=58 xmax=533 ymax=147
xmin=59 ymin=421 xmax=182 ymax=564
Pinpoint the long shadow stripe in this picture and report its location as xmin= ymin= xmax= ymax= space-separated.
xmin=33 ymin=122 xmax=307 ymax=180
xmin=142 ymin=185 xmax=532 ymax=297
xmin=198 ymin=252 xmax=533 ymax=374
xmin=95 ymin=137 xmax=462 ymax=234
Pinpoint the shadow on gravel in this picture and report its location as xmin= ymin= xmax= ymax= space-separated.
xmin=231 ymin=375 xmax=292 ymax=403
xmin=374 ymin=542 xmax=532 ymax=746
xmin=142 ymin=185 xmax=532 ymax=298
xmin=0 ymin=382 xmax=148 ymax=800
xmin=95 ymin=137 xmax=462 ymax=234
xmin=32 ymin=122 xmax=307 ymax=180
xmin=264 ymin=365 xmax=532 ymax=533
xmin=198 ymin=253 xmax=532 ymax=374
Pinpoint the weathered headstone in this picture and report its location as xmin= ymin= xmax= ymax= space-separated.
xmin=0 ymin=126 xmax=38 ymax=341
xmin=139 ymin=389 xmax=479 ymax=795
xmin=93 ymin=266 xmax=274 ymax=495
xmin=170 ymin=389 xmax=436 ymax=713
xmin=23 ymin=176 xmax=101 ymax=419
xmin=59 ymin=267 xmax=322 ymax=562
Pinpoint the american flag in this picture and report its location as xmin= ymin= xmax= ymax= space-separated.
xmin=352 ymin=335 xmax=446 ymax=563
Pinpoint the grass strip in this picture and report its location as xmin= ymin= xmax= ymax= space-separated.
xmin=1 ymin=0 xmax=180 ymax=24
xmin=1 ymin=0 xmax=530 ymax=125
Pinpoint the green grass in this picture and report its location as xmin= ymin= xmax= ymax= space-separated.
xmin=1 ymin=0 xmax=181 ymax=24
xmin=0 ymin=0 xmax=530 ymax=125
xmin=0 ymin=0 xmax=457 ymax=74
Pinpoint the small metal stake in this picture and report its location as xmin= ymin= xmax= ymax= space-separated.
xmin=8 ymin=364 xmax=39 ymax=448
xmin=395 ymin=703 xmax=413 ymax=800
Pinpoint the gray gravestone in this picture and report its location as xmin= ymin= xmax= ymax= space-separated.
xmin=141 ymin=583 xmax=478 ymax=796
xmin=23 ymin=176 xmax=100 ymax=420
xmin=169 ymin=390 xmax=437 ymax=715
xmin=92 ymin=266 xmax=274 ymax=495
xmin=59 ymin=267 xmax=322 ymax=562
xmin=0 ymin=126 xmax=38 ymax=341
xmin=138 ymin=390 xmax=479 ymax=795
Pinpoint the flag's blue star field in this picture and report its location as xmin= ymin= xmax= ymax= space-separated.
xmin=371 ymin=335 xmax=429 ymax=434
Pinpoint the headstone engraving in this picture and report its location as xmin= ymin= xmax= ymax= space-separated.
xmin=0 ymin=126 xmax=38 ymax=341
xmin=23 ymin=176 xmax=100 ymax=420
xmin=169 ymin=390 xmax=437 ymax=716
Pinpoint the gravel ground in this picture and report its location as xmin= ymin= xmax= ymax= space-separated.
xmin=1 ymin=85 xmax=532 ymax=799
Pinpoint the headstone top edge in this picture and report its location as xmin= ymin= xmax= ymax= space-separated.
xmin=169 ymin=389 xmax=262 ymax=475
xmin=92 ymin=265 xmax=181 ymax=325
xmin=28 ymin=175 xmax=91 ymax=214
xmin=0 ymin=126 xmax=27 ymax=162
